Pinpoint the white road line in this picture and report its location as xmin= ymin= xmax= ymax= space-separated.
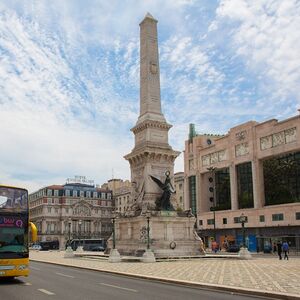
xmin=55 ymin=272 xmax=74 ymax=278
xmin=22 ymin=282 xmax=32 ymax=286
xmin=30 ymin=266 xmax=41 ymax=271
xmin=99 ymin=283 xmax=138 ymax=293
xmin=38 ymin=289 xmax=55 ymax=295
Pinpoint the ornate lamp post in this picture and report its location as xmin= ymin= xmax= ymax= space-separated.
xmin=64 ymin=217 xmax=74 ymax=257
xmin=111 ymin=213 xmax=116 ymax=250
xmin=146 ymin=211 xmax=151 ymax=250
xmin=142 ymin=211 xmax=155 ymax=263
xmin=108 ymin=210 xmax=121 ymax=263
xmin=78 ymin=219 xmax=82 ymax=251
xmin=68 ymin=217 xmax=72 ymax=246
xmin=207 ymin=167 xmax=216 ymax=242
xmin=239 ymin=213 xmax=247 ymax=248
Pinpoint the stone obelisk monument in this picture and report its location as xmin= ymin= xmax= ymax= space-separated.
xmin=113 ymin=13 xmax=204 ymax=259
xmin=124 ymin=13 xmax=180 ymax=209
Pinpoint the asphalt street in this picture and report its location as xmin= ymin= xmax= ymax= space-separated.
xmin=0 ymin=261 xmax=272 ymax=300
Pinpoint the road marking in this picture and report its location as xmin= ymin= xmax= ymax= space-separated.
xmin=23 ymin=282 xmax=32 ymax=286
xmin=38 ymin=289 xmax=55 ymax=295
xmin=55 ymin=272 xmax=74 ymax=278
xmin=30 ymin=266 xmax=41 ymax=271
xmin=99 ymin=283 xmax=138 ymax=293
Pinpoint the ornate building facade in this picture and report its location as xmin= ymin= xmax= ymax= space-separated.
xmin=184 ymin=112 xmax=300 ymax=252
xmin=29 ymin=177 xmax=113 ymax=249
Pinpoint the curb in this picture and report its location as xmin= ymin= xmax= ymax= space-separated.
xmin=30 ymin=258 xmax=300 ymax=300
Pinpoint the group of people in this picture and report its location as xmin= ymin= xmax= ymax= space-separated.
xmin=274 ymin=241 xmax=290 ymax=260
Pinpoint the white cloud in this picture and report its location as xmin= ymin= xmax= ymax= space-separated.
xmin=214 ymin=0 xmax=300 ymax=101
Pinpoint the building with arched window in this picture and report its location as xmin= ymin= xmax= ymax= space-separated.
xmin=29 ymin=178 xmax=113 ymax=249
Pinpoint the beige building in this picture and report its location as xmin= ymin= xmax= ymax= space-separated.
xmin=29 ymin=177 xmax=113 ymax=249
xmin=174 ymin=172 xmax=184 ymax=210
xmin=184 ymin=112 xmax=300 ymax=252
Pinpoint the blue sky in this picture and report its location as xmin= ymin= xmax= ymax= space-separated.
xmin=0 ymin=0 xmax=299 ymax=192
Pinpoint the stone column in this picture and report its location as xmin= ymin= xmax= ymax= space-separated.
xmin=252 ymin=159 xmax=264 ymax=208
xmin=230 ymin=164 xmax=239 ymax=210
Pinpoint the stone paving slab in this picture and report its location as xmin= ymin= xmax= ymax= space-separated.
xmin=29 ymin=250 xmax=300 ymax=299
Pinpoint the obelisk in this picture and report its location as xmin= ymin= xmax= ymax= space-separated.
xmin=124 ymin=13 xmax=180 ymax=211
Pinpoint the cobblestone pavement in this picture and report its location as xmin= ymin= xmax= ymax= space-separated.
xmin=30 ymin=251 xmax=300 ymax=298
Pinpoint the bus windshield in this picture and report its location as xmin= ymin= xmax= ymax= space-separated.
xmin=0 ymin=187 xmax=28 ymax=211
xmin=0 ymin=187 xmax=28 ymax=258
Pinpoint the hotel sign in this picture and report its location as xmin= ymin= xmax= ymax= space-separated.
xmin=66 ymin=176 xmax=94 ymax=186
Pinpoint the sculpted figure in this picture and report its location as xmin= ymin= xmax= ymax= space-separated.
xmin=150 ymin=171 xmax=175 ymax=211
xmin=193 ymin=229 xmax=206 ymax=254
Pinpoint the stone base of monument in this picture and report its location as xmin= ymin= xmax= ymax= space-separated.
xmin=109 ymin=249 xmax=121 ymax=263
xmin=64 ymin=246 xmax=74 ymax=258
xmin=113 ymin=213 xmax=203 ymax=258
xmin=76 ymin=245 xmax=84 ymax=253
xmin=142 ymin=249 xmax=156 ymax=263
xmin=238 ymin=247 xmax=252 ymax=259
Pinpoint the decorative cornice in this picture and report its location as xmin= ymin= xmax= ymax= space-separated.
xmin=131 ymin=119 xmax=172 ymax=134
xmin=124 ymin=145 xmax=180 ymax=165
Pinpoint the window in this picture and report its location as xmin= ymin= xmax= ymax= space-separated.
xmin=65 ymin=208 xmax=69 ymax=213
xmin=86 ymin=191 xmax=90 ymax=198
xmin=55 ymin=208 xmax=59 ymax=213
xmin=80 ymin=191 xmax=84 ymax=197
xmin=179 ymin=183 xmax=183 ymax=190
xmin=207 ymin=219 xmax=214 ymax=225
xmin=65 ymin=190 xmax=70 ymax=196
xmin=54 ymin=190 xmax=59 ymax=197
xmin=237 ymin=162 xmax=254 ymax=209
xmin=272 ymin=213 xmax=284 ymax=221
xmin=189 ymin=176 xmax=197 ymax=215
xmin=264 ymin=151 xmax=300 ymax=205
xmin=296 ymin=212 xmax=300 ymax=220
xmin=234 ymin=216 xmax=248 ymax=223
xmin=47 ymin=189 xmax=52 ymax=196
xmin=47 ymin=207 xmax=52 ymax=213
xmin=73 ymin=190 xmax=77 ymax=197
xmin=215 ymin=168 xmax=231 ymax=210
xmin=199 ymin=220 xmax=203 ymax=226
xmin=259 ymin=215 xmax=265 ymax=222
xmin=93 ymin=192 xmax=98 ymax=198
xmin=223 ymin=218 xmax=227 ymax=224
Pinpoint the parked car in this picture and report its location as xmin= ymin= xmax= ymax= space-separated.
xmin=227 ymin=244 xmax=240 ymax=252
xmin=91 ymin=245 xmax=105 ymax=252
xmin=31 ymin=244 xmax=42 ymax=250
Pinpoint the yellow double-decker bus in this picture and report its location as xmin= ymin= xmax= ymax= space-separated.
xmin=0 ymin=185 xmax=37 ymax=278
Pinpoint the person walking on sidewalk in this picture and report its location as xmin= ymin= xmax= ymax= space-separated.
xmin=277 ymin=241 xmax=282 ymax=260
xmin=282 ymin=241 xmax=289 ymax=260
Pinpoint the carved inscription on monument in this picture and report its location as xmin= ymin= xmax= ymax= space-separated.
xmin=260 ymin=127 xmax=297 ymax=150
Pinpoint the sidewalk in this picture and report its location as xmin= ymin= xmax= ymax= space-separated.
xmin=30 ymin=250 xmax=300 ymax=299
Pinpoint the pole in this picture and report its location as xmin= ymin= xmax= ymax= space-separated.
xmin=147 ymin=216 xmax=150 ymax=250
xmin=242 ymin=221 xmax=245 ymax=248
xmin=68 ymin=222 xmax=71 ymax=245
xmin=112 ymin=217 xmax=116 ymax=249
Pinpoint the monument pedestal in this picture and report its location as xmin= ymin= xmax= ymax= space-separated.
xmin=113 ymin=213 xmax=203 ymax=258
xmin=238 ymin=247 xmax=252 ymax=259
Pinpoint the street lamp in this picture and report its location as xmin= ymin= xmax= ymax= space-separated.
xmin=239 ymin=213 xmax=247 ymax=248
xmin=68 ymin=217 xmax=72 ymax=246
xmin=207 ymin=167 xmax=216 ymax=242
xmin=78 ymin=219 xmax=82 ymax=248
xmin=111 ymin=213 xmax=116 ymax=250
xmin=146 ymin=211 xmax=151 ymax=250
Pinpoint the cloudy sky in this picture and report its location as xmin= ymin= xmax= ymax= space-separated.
xmin=0 ymin=0 xmax=299 ymax=193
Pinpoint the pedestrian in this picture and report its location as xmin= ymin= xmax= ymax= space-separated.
xmin=277 ymin=241 xmax=282 ymax=260
xmin=282 ymin=241 xmax=289 ymax=260
xmin=273 ymin=242 xmax=277 ymax=253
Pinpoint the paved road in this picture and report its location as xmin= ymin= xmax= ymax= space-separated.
xmin=0 ymin=261 xmax=267 ymax=300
